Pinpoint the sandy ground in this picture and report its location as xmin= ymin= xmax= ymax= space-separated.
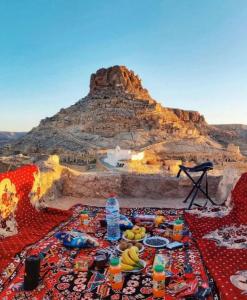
xmin=46 ymin=196 xmax=211 ymax=210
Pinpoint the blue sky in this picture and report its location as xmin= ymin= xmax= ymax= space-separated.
xmin=0 ymin=0 xmax=247 ymax=131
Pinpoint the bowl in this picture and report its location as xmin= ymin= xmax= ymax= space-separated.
xmin=123 ymin=259 xmax=147 ymax=273
xmin=116 ymin=244 xmax=144 ymax=253
xmin=122 ymin=234 xmax=147 ymax=243
xmin=143 ymin=236 xmax=169 ymax=248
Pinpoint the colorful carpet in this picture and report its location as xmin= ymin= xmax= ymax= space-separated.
xmin=184 ymin=172 xmax=247 ymax=299
xmin=0 ymin=165 xmax=72 ymax=274
xmin=185 ymin=172 xmax=247 ymax=239
xmin=0 ymin=205 xmax=219 ymax=300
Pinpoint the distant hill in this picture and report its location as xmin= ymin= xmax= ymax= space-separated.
xmin=0 ymin=132 xmax=26 ymax=146
xmin=209 ymin=124 xmax=247 ymax=156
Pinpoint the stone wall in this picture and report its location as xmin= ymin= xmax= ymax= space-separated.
xmin=120 ymin=173 xmax=221 ymax=200
xmin=61 ymin=171 xmax=122 ymax=198
xmin=59 ymin=170 xmax=220 ymax=201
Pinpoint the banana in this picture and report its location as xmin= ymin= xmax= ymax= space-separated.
xmin=128 ymin=247 xmax=140 ymax=263
xmin=121 ymin=249 xmax=137 ymax=266
xmin=120 ymin=263 xmax=136 ymax=271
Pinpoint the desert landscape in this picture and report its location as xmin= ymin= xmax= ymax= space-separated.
xmin=1 ymin=2 xmax=247 ymax=298
xmin=1 ymin=66 xmax=246 ymax=178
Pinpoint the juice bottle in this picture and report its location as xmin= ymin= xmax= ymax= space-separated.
xmin=80 ymin=211 xmax=89 ymax=232
xmin=153 ymin=265 xmax=166 ymax=298
xmin=173 ymin=219 xmax=184 ymax=241
xmin=108 ymin=257 xmax=124 ymax=290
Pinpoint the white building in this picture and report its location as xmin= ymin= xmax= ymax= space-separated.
xmin=104 ymin=146 xmax=144 ymax=167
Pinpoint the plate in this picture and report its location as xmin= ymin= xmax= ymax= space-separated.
xmin=143 ymin=236 xmax=169 ymax=248
xmin=116 ymin=244 xmax=144 ymax=253
xmin=123 ymin=259 xmax=147 ymax=273
xmin=122 ymin=234 xmax=147 ymax=242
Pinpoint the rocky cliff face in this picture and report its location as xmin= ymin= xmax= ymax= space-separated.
xmin=12 ymin=66 xmax=210 ymax=156
xmin=89 ymin=66 xmax=153 ymax=101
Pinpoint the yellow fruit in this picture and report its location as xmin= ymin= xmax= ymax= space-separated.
xmin=128 ymin=247 xmax=140 ymax=263
xmin=132 ymin=226 xmax=141 ymax=233
xmin=131 ymin=246 xmax=139 ymax=253
xmin=140 ymin=227 xmax=146 ymax=234
xmin=121 ymin=263 xmax=136 ymax=271
xmin=128 ymin=231 xmax=135 ymax=240
xmin=124 ymin=230 xmax=132 ymax=236
xmin=121 ymin=249 xmax=136 ymax=266
xmin=135 ymin=233 xmax=142 ymax=240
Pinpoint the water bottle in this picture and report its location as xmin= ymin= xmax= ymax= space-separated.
xmin=106 ymin=195 xmax=120 ymax=241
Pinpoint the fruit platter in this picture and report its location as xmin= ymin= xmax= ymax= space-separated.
xmin=120 ymin=246 xmax=146 ymax=272
xmin=117 ymin=240 xmax=144 ymax=253
xmin=123 ymin=225 xmax=147 ymax=241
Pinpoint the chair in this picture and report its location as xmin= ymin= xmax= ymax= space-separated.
xmin=177 ymin=162 xmax=216 ymax=209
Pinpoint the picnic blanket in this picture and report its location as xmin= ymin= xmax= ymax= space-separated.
xmin=196 ymin=239 xmax=247 ymax=300
xmin=0 ymin=165 xmax=72 ymax=273
xmin=184 ymin=172 xmax=247 ymax=299
xmin=185 ymin=172 xmax=247 ymax=239
xmin=0 ymin=205 xmax=219 ymax=300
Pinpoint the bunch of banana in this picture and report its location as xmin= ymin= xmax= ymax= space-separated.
xmin=120 ymin=246 xmax=144 ymax=271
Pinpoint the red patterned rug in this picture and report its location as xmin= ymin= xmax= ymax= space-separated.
xmin=0 ymin=205 xmax=219 ymax=300
xmin=184 ymin=172 xmax=247 ymax=299
xmin=0 ymin=165 xmax=72 ymax=273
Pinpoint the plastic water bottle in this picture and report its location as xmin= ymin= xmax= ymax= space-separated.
xmin=106 ymin=195 xmax=120 ymax=241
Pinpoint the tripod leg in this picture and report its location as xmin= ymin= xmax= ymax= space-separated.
xmin=188 ymin=185 xmax=200 ymax=209
xmin=183 ymin=171 xmax=204 ymax=204
xmin=197 ymin=186 xmax=216 ymax=205
xmin=183 ymin=185 xmax=196 ymax=203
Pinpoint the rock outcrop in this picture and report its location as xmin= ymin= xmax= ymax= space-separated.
xmin=10 ymin=65 xmax=245 ymax=165
xmin=89 ymin=66 xmax=153 ymax=101
xmin=12 ymin=65 xmax=209 ymax=157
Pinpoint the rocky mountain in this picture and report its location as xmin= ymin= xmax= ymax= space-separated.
xmin=209 ymin=124 xmax=247 ymax=156
xmin=10 ymin=65 xmax=245 ymax=164
xmin=0 ymin=132 xmax=26 ymax=146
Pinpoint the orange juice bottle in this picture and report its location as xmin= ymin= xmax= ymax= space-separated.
xmin=153 ymin=265 xmax=166 ymax=298
xmin=173 ymin=219 xmax=184 ymax=241
xmin=108 ymin=258 xmax=124 ymax=290
xmin=80 ymin=211 xmax=89 ymax=232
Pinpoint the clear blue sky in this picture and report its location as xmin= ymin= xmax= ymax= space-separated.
xmin=0 ymin=0 xmax=247 ymax=131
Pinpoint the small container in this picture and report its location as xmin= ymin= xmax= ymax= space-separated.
xmin=80 ymin=211 xmax=89 ymax=232
xmin=153 ymin=265 xmax=166 ymax=298
xmin=94 ymin=254 xmax=108 ymax=269
xmin=172 ymin=219 xmax=184 ymax=241
xmin=108 ymin=257 xmax=124 ymax=290
xmin=153 ymin=254 xmax=170 ymax=270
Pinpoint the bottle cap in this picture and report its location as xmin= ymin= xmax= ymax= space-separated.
xmin=108 ymin=193 xmax=117 ymax=198
xmin=174 ymin=219 xmax=183 ymax=225
xmin=154 ymin=265 xmax=164 ymax=272
xmin=110 ymin=257 xmax=120 ymax=266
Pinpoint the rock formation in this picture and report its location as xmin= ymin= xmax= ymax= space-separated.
xmin=89 ymin=66 xmax=153 ymax=101
xmin=9 ymin=65 xmax=245 ymax=165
